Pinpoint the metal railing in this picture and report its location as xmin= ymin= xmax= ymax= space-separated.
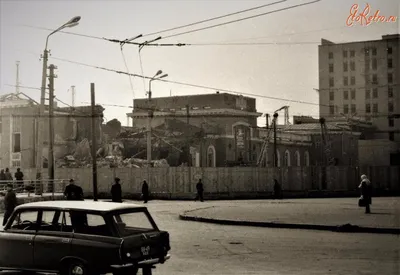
xmin=0 ymin=179 xmax=68 ymax=198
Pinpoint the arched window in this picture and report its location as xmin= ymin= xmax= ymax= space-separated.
xmin=207 ymin=145 xmax=216 ymax=167
xmin=304 ymin=151 xmax=310 ymax=166
xmin=284 ymin=150 xmax=291 ymax=166
xmin=295 ymin=151 xmax=301 ymax=166
xmin=275 ymin=150 xmax=281 ymax=167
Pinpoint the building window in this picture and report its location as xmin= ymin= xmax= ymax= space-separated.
xmin=343 ymin=50 xmax=347 ymax=58
xmin=12 ymin=133 xmax=21 ymax=153
xmin=365 ymin=89 xmax=370 ymax=99
xmin=351 ymin=104 xmax=356 ymax=114
xmin=364 ymin=48 xmax=369 ymax=56
xmin=351 ymin=89 xmax=356 ymax=100
xmin=350 ymin=50 xmax=355 ymax=57
xmin=387 ymin=59 xmax=393 ymax=69
xmin=329 ymin=77 xmax=334 ymax=87
xmin=284 ymin=150 xmax=291 ymax=167
xmin=366 ymin=104 xmax=371 ymax=113
xmin=343 ymin=62 xmax=348 ymax=72
xmin=388 ymin=102 xmax=394 ymax=112
xmin=304 ymin=151 xmax=310 ymax=166
xmin=294 ymin=151 xmax=300 ymax=166
xmin=343 ymin=90 xmax=348 ymax=100
xmin=329 ymin=64 xmax=334 ymax=73
xmin=373 ymin=103 xmax=378 ymax=113
xmin=329 ymin=105 xmax=334 ymax=115
xmin=372 ymin=59 xmax=377 ymax=70
xmin=388 ymin=86 xmax=393 ymax=98
xmin=329 ymin=91 xmax=334 ymax=101
xmin=372 ymin=48 xmax=377 ymax=56
xmin=388 ymin=73 xmax=393 ymax=83
xmin=343 ymin=76 xmax=348 ymax=86
xmin=344 ymin=104 xmax=349 ymax=114
xmin=372 ymin=74 xmax=378 ymax=84
xmin=350 ymin=61 xmax=355 ymax=71
xmin=351 ymin=76 xmax=356 ymax=85
xmin=389 ymin=132 xmax=394 ymax=141
xmin=207 ymin=145 xmax=216 ymax=167
xmin=388 ymin=47 xmax=392 ymax=54
xmin=389 ymin=118 xmax=394 ymax=127
xmin=328 ymin=52 xmax=333 ymax=59
xmin=373 ymin=88 xmax=378 ymax=98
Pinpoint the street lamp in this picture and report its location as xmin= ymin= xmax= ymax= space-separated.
xmin=36 ymin=16 xmax=81 ymax=195
xmin=146 ymin=70 xmax=168 ymax=165
xmin=148 ymin=71 xmax=168 ymax=100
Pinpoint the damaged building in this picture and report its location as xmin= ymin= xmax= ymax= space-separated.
xmin=0 ymin=92 xmax=104 ymax=169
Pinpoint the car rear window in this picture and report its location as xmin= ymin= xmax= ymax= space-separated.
xmin=113 ymin=211 xmax=155 ymax=236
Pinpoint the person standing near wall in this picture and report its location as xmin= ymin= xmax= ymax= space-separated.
xmin=141 ymin=180 xmax=149 ymax=204
xmin=111 ymin=177 xmax=122 ymax=203
xmin=359 ymin=174 xmax=372 ymax=214
xmin=64 ymin=179 xmax=84 ymax=201
xmin=14 ymin=168 xmax=24 ymax=190
xmin=4 ymin=168 xmax=13 ymax=186
xmin=2 ymin=183 xmax=17 ymax=226
xmin=195 ymin=179 xmax=204 ymax=202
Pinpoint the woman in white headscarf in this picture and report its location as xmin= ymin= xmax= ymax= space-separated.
xmin=359 ymin=174 xmax=372 ymax=214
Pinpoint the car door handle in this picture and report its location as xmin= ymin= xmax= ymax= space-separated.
xmin=26 ymin=236 xmax=34 ymax=245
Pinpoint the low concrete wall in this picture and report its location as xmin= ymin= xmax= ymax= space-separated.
xmin=0 ymin=193 xmax=64 ymax=213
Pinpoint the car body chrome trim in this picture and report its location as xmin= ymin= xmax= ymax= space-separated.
xmin=110 ymin=254 xmax=171 ymax=268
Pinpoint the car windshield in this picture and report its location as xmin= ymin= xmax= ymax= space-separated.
xmin=113 ymin=211 xmax=155 ymax=237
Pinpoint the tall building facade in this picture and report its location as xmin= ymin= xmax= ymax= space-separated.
xmin=318 ymin=34 xmax=400 ymax=142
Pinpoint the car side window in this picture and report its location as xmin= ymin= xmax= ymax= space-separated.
xmin=70 ymin=211 xmax=112 ymax=237
xmin=10 ymin=210 xmax=38 ymax=231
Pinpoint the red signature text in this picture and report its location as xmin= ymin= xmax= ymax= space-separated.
xmin=346 ymin=4 xmax=397 ymax=26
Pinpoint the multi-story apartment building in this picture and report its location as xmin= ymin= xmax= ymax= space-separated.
xmin=318 ymin=34 xmax=400 ymax=142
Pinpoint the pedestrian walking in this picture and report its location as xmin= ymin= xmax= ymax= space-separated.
xmin=141 ymin=180 xmax=149 ymax=204
xmin=273 ymin=179 xmax=282 ymax=199
xmin=2 ymin=183 xmax=17 ymax=226
xmin=195 ymin=179 xmax=204 ymax=202
xmin=358 ymin=174 xmax=372 ymax=214
xmin=4 ymin=168 xmax=13 ymax=185
xmin=14 ymin=168 xmax=24 ymax=190
xmin=64 ymin=179 xmax=84 ymax=201
xmin=111 ymin=177 xmax=122 ymax=203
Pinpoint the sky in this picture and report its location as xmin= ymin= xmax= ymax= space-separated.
xmin=0 ymin=0 xmax=399 ymax=126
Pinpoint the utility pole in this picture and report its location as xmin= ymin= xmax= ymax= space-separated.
xmin=186 ymin=104 xmax=191 ymax=191
xmin=71 ymin=85 xmax=75 ymax=107
xmin=35 ymin=49 xmax=49 ymax=195
xmin=266 ymin=113 xmax=269 ymax=129
xmin=90 ymin=83 xmax=98 ymax=201
xmin=47 ymin=64 xmax=57 ymax=193
xmin=273 ymin=113 xmax=278 ymax=167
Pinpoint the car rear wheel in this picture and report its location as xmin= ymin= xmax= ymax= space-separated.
xmin=61 ymin=260 xmax=88 ymax=275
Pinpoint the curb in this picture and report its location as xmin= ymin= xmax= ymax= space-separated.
xmin=179 ymin=214 xmax=400 ymax=235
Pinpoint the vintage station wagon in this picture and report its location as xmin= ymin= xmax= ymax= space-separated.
xmin=0 ymin=201 xmax=171 ymax=275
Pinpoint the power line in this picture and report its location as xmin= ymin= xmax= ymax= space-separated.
xmin=159 ymin=0 xmax=322 ymax=41
xmin=141 ymin=0 xmax=287 ymax=38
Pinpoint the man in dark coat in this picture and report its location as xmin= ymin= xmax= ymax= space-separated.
xmin=3 ymin=183 xmax=17 ymax=226
xmin=111 ymin=177 xmax=122 ymax=203
xmin=0 ymin=169 xmax=6 ymax=183
xmin=14 ymin=168 xmax=24 ymax=190
xmin=142 ymin=180 xmax=149 ymax=204
xmin=64 ymin=179 xmax=84 ymax=201
xmin=273 ymin=179 xmax=282 ymax=199
xmin=195 ymin=179 xmax=204 ymax=202
xmin=359 ymin=174 xmax=372 ymax=214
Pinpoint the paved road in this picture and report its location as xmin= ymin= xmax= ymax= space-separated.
xmin=1 ymin=200 xmax=400 ymax=275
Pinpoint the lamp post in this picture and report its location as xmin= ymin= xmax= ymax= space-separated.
xmin=35 ymin=16 xmax=81 ymax=194
xmin=146 ymin=70 xmax=168 ymax=165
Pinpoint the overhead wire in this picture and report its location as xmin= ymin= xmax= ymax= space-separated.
xmin=158 ymin=0 xmax=322 ymax=41
xmin=141 ymin=0 xmax=288 ymax=38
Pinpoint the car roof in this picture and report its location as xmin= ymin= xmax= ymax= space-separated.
xmin=15 ymin=200 xmax=146 ymax=212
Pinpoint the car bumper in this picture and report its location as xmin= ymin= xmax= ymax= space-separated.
xmin=111 ymin=254 xmax=171 ymax=269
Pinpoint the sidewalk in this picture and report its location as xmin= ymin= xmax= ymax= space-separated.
xmin=179 ymin=197 xmax=400 ymax=234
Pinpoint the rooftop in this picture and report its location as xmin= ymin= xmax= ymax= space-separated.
xmin=16 ymin=200 xmax=146 ymax=212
